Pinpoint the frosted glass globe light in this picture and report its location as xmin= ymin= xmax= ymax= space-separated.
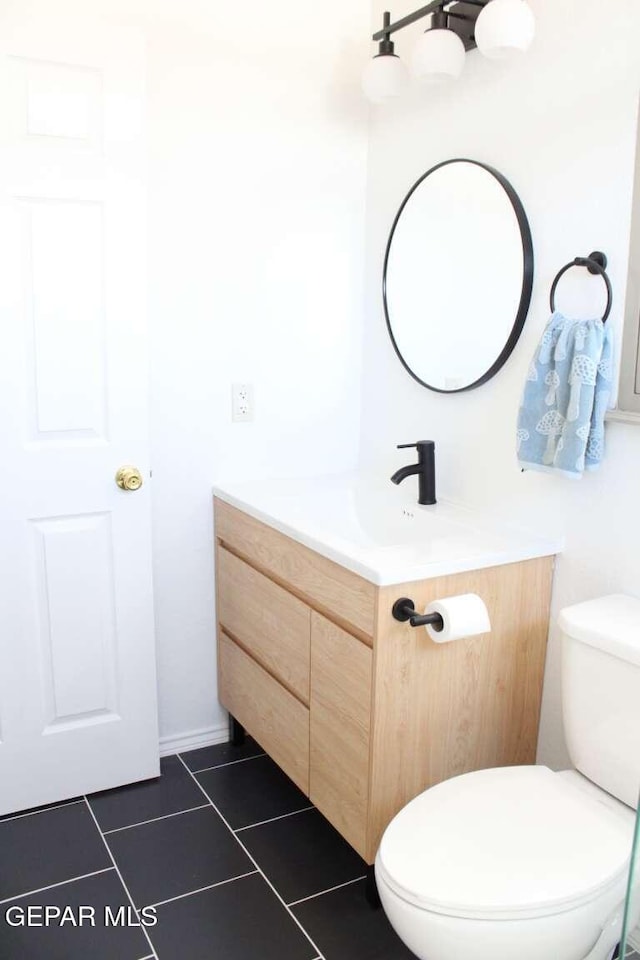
xmin=474 ymin=0 xmax=535 ymax=60
xmin=362 ymin=53 xmax=409 ymax=104
xmin=411 ymin=27 xmax=466 ymax=84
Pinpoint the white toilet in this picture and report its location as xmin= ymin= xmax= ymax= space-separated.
xmin=375 ymin=594 xmax=640 ymax=960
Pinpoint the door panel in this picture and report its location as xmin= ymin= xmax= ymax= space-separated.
xmin=32 ymin=513 xmax=119 ymax=728
xmin=0 ymin=11 xmax=159 ymax=814
xmin=26 ymin=198 xmax=106 ymax=438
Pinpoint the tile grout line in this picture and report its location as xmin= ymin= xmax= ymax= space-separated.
xmin=102 ymin=803 xmax=210 ymax=835
xmin=0 ymin=867 xmax=115 ymax=907
xmin=235 ymin=805 xmax=316 ymax=833
xmin=175 ymin=753 xmax=328 ymax=960
xmin=146 ymin=869 xmax=260 ymax=910
xmin=286 ymin=874 xmax=368 ymax=908
xmin=84 ymin=798 xmax=159 ymax=960
xmin=0 ymin=798 xmax=84 ymax=825
xmin=184 ymin=752 xmax=267 ymax=775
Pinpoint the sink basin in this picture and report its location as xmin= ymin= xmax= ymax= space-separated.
xmin=212 ymin=473 xmax=560 ymax=585
xmin=281 ymin=482 xmax=466 ymax=548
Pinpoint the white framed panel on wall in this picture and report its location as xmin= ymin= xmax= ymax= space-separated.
xmin=616 ymin=99 xmax=640 ymax=421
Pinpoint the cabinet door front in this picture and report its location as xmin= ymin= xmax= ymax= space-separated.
xmin=217 ymin=546 xmax=311 ymax=702
xmin=309 ymin=613 xmax=371 ymax=860
xmin=218 ymin=632 xmax=310 ymax=794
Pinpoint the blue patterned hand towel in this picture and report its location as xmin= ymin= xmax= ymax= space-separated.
xmin=517 ymin=312 xmax=614 ymax=477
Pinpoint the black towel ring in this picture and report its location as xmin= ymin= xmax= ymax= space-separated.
xmin=549 ymin=250 xmax=612 ymax=323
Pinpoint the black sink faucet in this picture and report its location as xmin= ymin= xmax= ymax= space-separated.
xmin=391 ymin=441 xmax=436 ymax=505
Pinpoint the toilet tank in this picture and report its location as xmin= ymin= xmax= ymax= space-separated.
xmin=560 ymin=594 xmax=640 ymax=809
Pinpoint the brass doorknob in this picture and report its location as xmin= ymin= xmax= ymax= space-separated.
xmin=115 ymin=465 xmax=143 ymax=491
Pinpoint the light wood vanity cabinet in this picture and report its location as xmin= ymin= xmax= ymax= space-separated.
xmin=215 ymin=497 xmax=554 ymax=864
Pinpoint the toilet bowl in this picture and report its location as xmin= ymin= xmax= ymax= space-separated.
xmin=376 ymin=595 xmax=640 ymax=960
xmin=376 ymin=765 xmax=636 ymax=960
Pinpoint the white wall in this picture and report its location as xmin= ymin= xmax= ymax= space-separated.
xmin=142 ymin=1 xmax=371 ymax=746
xmin=361 ymin=0 xmax=640 ymax=768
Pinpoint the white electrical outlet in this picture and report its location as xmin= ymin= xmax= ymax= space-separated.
xmin=231 ymin=382 xmax=254 ymax=422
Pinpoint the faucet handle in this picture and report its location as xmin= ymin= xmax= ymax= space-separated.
xmin=397 ymin=442 xmax=417 ymax=449
xmin=397 ymin=441 xmax=434 ymax=450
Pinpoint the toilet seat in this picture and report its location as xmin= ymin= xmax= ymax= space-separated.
xmin=377 ymin=765 xmax=633 ymax=922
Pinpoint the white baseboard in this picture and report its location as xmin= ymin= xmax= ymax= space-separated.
xmin=159 ymin=721 xmax=229 ymax=758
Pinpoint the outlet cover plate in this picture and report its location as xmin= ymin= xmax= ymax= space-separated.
xmin=231 ymin=382 xmax=254 ymax=422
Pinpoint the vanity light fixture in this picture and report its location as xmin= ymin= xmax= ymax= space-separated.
xmin=362 ymin=12 xmax=410 ymax=103
xmin=362 ymin=0 xmax=535 ymax=103
xmin=411 ymin=6 xmax=466 ymax=84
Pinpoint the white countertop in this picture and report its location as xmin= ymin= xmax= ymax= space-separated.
xmin=213 ymin=473 xmax=561 ymax=586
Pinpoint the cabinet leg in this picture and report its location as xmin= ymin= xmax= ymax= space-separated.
xmin=229 ymin=715 xmax=246 ymax=746
xmin=365 ymin=864 xmax=381 ymax=909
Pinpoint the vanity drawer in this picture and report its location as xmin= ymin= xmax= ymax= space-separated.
xmin=217 ymin=546 xmax=311 ymax=703
xmin=214 ymin=498 xmax=375 ymax=641
xmin=309 ymin=612 xmax=372 ymax=860
xmin=218 ymin=632 xmax=310 ymax=794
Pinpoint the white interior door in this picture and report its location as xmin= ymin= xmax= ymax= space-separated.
xmin=0 ymin=9 xmax=159 ymax=814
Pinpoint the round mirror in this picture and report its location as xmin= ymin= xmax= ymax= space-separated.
xmin=384 ymin=158 xmax=534 ymax=393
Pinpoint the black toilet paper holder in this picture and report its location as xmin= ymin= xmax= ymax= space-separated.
xmin=392 ymin=597 xmax=444 ymax=631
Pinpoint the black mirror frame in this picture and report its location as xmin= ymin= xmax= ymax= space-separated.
xmin=383 ymin=158 xmax=534 ymax=394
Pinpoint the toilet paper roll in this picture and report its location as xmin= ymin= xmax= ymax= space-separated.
xmin=423 ymin=593 xmax=491 ymax=643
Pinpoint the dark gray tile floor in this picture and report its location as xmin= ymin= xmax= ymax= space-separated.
xmin=1 ymin=740 xmax=639 ymax=960
xmin=0 ymin=737 xmax=414 ymax=959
